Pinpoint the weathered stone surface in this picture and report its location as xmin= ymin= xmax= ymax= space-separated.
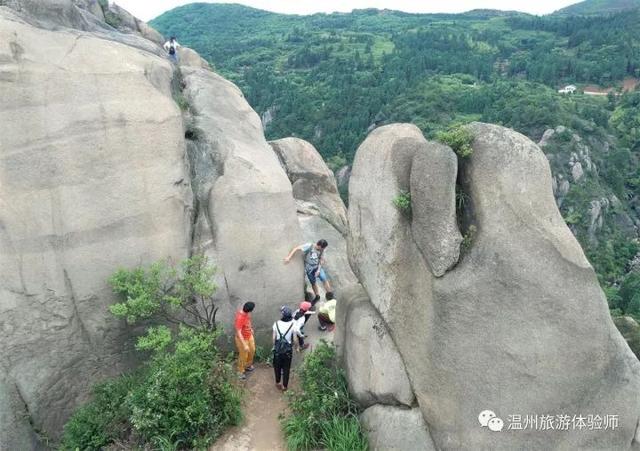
xmin=335 ymin=284 xmax=414 ymax=407
xmin=360 ymin=405 xmax=436 ymax=451
xmin=183 ymin=68 xmax=304 ymax=343
xmin=270 ymin=138 xmax=356 ymax=292
xmin=347 ymin=121 xmax=640 ymax=449
xmin=0 ymin=6 xmax=192 ymax=445
xmin=270 ymin=137 xmax=347 ymax=234
xmin=178 ymin=46 xmax=211 ymax=69
xmin=411 ymin=142 xmax=461 ymax=276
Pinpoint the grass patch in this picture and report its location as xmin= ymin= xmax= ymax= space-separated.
xmin=281 ymin=341 xmax=368 ymax=451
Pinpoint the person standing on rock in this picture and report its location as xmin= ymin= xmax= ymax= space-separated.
xmin=273 ymin=306 xmax=299 ymax=391
xmin=284 ymin=239 xmax=333 ymax=303
xmin=163 ymin=36 xmax=180 ymax=63
xmin=235 ymin=301 xmax=256 ymax=380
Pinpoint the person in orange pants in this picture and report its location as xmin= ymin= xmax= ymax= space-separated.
xmin=235 ymin=301 xmax=256 ymax=380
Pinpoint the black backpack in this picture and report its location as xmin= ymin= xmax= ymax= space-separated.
xmin=169 ymin=45 xmax=176 ymax=55
xmin=274 ymin=322 xmax=294 ymax=358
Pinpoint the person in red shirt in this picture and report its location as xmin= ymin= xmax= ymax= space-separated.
xmin=235 ymin=302 xmax=256 ymax=380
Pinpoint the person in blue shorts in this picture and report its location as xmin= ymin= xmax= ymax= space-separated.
xmin=284 ymin=239 xmax=333 ymax=303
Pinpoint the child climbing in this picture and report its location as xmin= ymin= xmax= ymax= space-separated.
xmin=284 ymin=239 xmax=333 ymax=303
xmin=293 ymin=301 xmax=313 ymax=350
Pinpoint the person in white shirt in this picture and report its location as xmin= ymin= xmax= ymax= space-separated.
xmin=272 ymin=306 xmax=299 ymax=391
xmin=163 ymin=36 xmax=180 ymax=63
xmin=293 ymin=301 xmax=313 ymax=350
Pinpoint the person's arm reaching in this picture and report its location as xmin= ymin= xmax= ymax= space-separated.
xmin=284 ymin=244 xmax=304 ymax=263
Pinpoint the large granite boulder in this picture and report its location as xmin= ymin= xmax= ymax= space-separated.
xmin=335 ymin=284 xmax=414 ymax=407
xmin=182 ymin=70 xmax=304 ymax=343
xmin=346 ymin=122 xmax=640 ymax=449
xmin=360 ymin=405 xmax=436 ymax=451
xmin=0 ymin=4 xmax=191 ymax=447
xmin=270 ymin=137 xmax=356 ymax=293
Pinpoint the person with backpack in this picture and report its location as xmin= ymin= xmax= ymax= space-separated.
xmin=163 ymin=36 xmax=180 ymax=63
xmin=272 ymin=306 xmax=299 ymax=391
xmin=284 ymin=239 xmax=333 ymax=304
xmin=235 ymin=301 xmax=256 ymax=380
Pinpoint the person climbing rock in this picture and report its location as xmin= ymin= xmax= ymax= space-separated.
xmin=293 ymin=301 xmax=313 ymax=350
xmin=318 ymin=292 xmax=337 ymax=332
xmin=273 ymin=306 xmax=299 ymax=391
xmin=235 ymin=301 xmax=256 ymax=380
xmin=284 ymin=239 xmax=333 ymax=303
xmin=163 ymin=36 xmax=180 ymax=63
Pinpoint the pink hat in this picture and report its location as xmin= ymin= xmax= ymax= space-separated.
xmin=299 ymin=301 xmax=312 ymax=312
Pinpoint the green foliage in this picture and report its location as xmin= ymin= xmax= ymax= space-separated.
xmin=320 ymin=416 xmax=369 ymax=451
xmin=254 ymin=345 xmax=274 ymax=365
xmin=62 ymin=258 xmax=240 ymax=450
xmin=109 ymin=255 xmax=219 ymax=337
xmin=127 ymin=328 xmax=242 ymax=448
xmin=281 ymin=341 xmax=367 ymax=451
xmin=461 ymin=224 xmax=477 ymax=252
xmin=563 ymin=209 xmax=582 ymax=225
xmin=436 ymin=125 xmax=474 ymax=158
xmin=326 ymin=153 xmax=347 ymax=173
xmin=613 ymin=271 xmax=640 ymax=317
xmin=60 ymin=374 xmax=140 ymax=450
xmin=392 ymin=190 xmax=411 ymax=217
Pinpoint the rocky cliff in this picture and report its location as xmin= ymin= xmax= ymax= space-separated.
xmin=339 ymin=122 xmax=640 ymax=450
xmin=0 ymin=1 xmax=308 ymax=447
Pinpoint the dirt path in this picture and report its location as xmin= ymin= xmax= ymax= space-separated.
xmin=211 ymin=300 xmax=334 ymax=451
xmin=211 ymin=365 xmax=290 ymax=451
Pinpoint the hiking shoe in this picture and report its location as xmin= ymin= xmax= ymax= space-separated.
xmin=327 ymin=324 xmax=335 ymax=332
xmin=238 ymin=373 xmax=247 ymax=381
xmin=245 ymin=365 xmax=255 ymax=372
xmin=301 ymin=343 xmax=310 ymax=350
xmin=276 ymin=383 xmax=284 ymax=390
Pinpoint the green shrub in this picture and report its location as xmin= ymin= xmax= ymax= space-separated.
xmin=127 ymin=328 xmax=242 ymax=448
xmin=281 ymin=341 xmax=368 ymax=450
xmin=61 ymin=257 xmax=241 ymax=450
xmin=436 ymin=125 xmax=474 ymax=158
xmin=392 ymin=190 xmax=411 ymax=218
xmin=60 ymin=373 xmax=141 ymax=450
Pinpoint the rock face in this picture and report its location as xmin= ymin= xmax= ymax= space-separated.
xmin=0 ymin=5 xmax=191 ymax=447
xmin=0 ymin=0 xmax=304 ymax=446
xmin=270 ymin=138 xmax=356 ymax=293
xmin=360 ymin=405 xmax=436 ymax=451
xmin=344 ymin=122 xmax=640 ymax=449
xmin=182 ymin=71 xmax=304 ymax=342
xmin=335 ymin=284 xmax=414 ymax=407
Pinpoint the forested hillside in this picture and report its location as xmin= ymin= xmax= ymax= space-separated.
xmin=152 ymin=3 xmax=640 ymax=316
xmin=554 ymin=0 xmax=640 ymax=15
